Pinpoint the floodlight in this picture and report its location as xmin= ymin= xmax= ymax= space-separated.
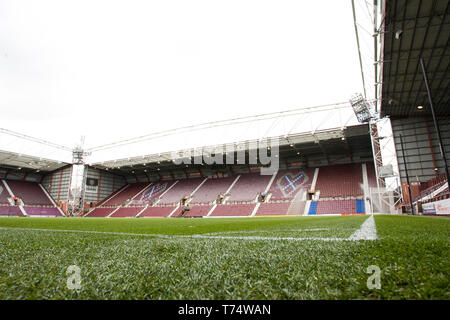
xmin=350 ymin=93 xmax=373 ymax=123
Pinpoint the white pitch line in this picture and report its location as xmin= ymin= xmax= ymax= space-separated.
xmin=202 ymin=228 xmax=330 ymax=235
xmin=0 ymin=226 xmax=346 ymax=242
xmin=190 ymin=234 xmax=346 ymax=241
xmin=0 ymin=216 xmax=377 ymax=242
xmin=0 ymin=226 xmax=170 ymax=239
xmin=348 ymin=215 xmax=378 ymax=240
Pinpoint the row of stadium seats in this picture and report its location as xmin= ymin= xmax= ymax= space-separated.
xmin=0 ymin=205 xmax=23 ymax=216
xmin=417 ymin=170 xmax=450 ymax=201
xmin=86 ymin=198 xmax=367 ymax=218
xmin=313 ymin=199 xmax=359 ymax=215
xmin=191 ymin=176 xmax=236 ymax=203
xmin=420 ymin=171 xmax=450 ymax=193
xmin=0 ymin=205 xmax=63 ymax=216
xmin=93 ymin=166 xmax=356 ymax=207
xmin=227 ymin=173 xmax=272 ymax=201
xmin=0 ymin=181 xmax=10 ymax=204
xmin=22 ymin=206 xmax=62 ymax=216
xmin=0 ymin=179 xmax=63 ymax=216
xmin=86 ymin=163 xmax=374 ymax=217
xmin=160 ymin=178 xmax=204 ymax=204
xmin=1 ymin=179 xmax=53 ymax=205
xmin=268 ymin=168 xmax=315 ymax=200
xmin=101 ymin=182 xmax=149 ymax=206
xmin=315 ymin=163 xmax=364 ymax=198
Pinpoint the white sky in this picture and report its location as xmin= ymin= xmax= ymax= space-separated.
xmin=0 ymin=0 xmax=376 ymax=159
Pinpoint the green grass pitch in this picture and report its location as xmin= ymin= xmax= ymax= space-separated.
xmin=0 ymin=215 xmax=448 ymax=299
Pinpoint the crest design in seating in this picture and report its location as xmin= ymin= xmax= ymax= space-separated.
xmin=136 ymin=183 xmax=168 ymax=203
xmin=277 ymin=172 xmax=309 ymax=197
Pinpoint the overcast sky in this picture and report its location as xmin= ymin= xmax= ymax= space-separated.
xmin=0 ymin=0 xmax=375 ymax=157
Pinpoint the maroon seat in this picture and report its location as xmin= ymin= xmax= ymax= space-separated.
xmin=96 ymin=184 xmax=128 ymax=206
xmin=139 ymin=206 xmax=180 ymax=217
xmin=227 ymin=173 xmax=272 ymax=202
xmin=255 ymin=202 xmax=291 ymax=216
xmin=7 ymin=180 xmax=52 ymax=205
xmin=315 ymin=200 xmax=356 ymax=215
xmin=86 ymin=207 xmax=116 ymax=217
xmin=110 ymin=207 xmax=144 ymax=218
xmin=159 ymin=178 xmax=204 ymax=204
xmin=0 ymin=181 xmax=11 ymax=205
xmin=191 ymin=177 xmax=235 ymax=204
xmin=315 ymin=164 xmax=363 ymax=197
xmin=184 ymin=205 xmax=212 ymax=217
xmin=130 ymin=181 xmax=176 ymax=205
xmin=0 ymin=205 xmax=23 ymax=216
xmin=102 ymin=183 xmax=149 ymax=206
xmin=24 ymin=206 xmax=62 ymax=216
xmin=210 ymin=204 xmax=255 ymax=216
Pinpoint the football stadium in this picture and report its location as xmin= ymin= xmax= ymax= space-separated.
xmin=0 ymin=0 xmax=449 ymax=303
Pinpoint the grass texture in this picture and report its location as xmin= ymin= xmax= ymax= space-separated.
xmin=0 ymin=215 xmax=448 ymax=299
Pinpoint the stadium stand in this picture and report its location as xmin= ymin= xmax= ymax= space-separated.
xmin=86 ymin=207 xmax=117 ymax=217
xmin=6 ymin=180 xmax=52 ymax=205
xmin=255 ymin=202 xmax=291 ymax=216
xmin=0 ymin=205 xmax=23 ymax=216
xmin=308 ymin=201 xmax=318 ymax=215
xmin=315 ymin=163 xmax=363 ymax=198
xmin=158 ymin=178 xmax=205 ymax=204
xmin=101 ymin=182 xmax=149 ymax=206
xmin=24 ymin=206 xmax=62 ymax=216
xmin=356 ymin=199 xmax=365 ymax=213
xmin=95 ymin=184 xmax=129 ymax=207
xmin=110 ymin=206 xmax=144 ymax=218
xmin=315 ymin=199 xmax=357 ymax=215
xmin=0 ymin=180 xmax=11 ymax=204
xmin=209 ymin=203 xmax=256 ymax=216
xmin=268 ymin=168 xmax=315 ymax=200
xmin=418 ymin=171 xmax=450 ymax=200
xmin=184 ymin=205 xmax=213 ymax=217
xmin=79 ymin=162 xmax=381 ymax=218
xmin=190 ymin=176 xmax=235 ymax=204
xmin=130 ymin=181 xmax=176 ymax=205
xmin=226 ymin=173 xmax=272 ymax=202
xmin=139 ymin=206 xmax=181 ymax=218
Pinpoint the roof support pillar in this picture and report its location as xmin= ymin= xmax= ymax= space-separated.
xmin=420 ymin=57 xmax=450 ymax=191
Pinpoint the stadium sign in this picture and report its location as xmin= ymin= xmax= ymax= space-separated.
xmin=422 ymin=198 xmax=450 ymax=215
xmin=85 ymin=178 xmax=98 ymax=193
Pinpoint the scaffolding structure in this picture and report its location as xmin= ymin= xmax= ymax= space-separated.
xmin=68 ymin=137 xmax=91 ymax=216
xmin=349 ymin=94 xmax=401 ymax=214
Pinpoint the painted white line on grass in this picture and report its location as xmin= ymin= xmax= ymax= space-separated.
xmin=202 ymin=228 xmax=330 ymax=235
xmin=190 ymin=234 xmax=346 ymax=241
xmin=0 ymin=226 xmax=170 ymax=238
xmin=0 ymin=216 xmax=377 ymax=242
xmin=0 ymin=226 xmax=346 ymax=242
xmin=349 ymin=215 xmax=378 ymax=240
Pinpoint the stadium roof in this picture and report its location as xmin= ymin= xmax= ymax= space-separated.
xmin=86 ymin=102 xmax=362 ymax=165
xmin=1 ymin=102 xmax=364 ymax=172
xmin=380 ymin=0 xmax=449 ymax=118
xmin=90 ymin=123 xmax=372 ymax=175
xmin=0 ymin=149 xmax=68 ymax=173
